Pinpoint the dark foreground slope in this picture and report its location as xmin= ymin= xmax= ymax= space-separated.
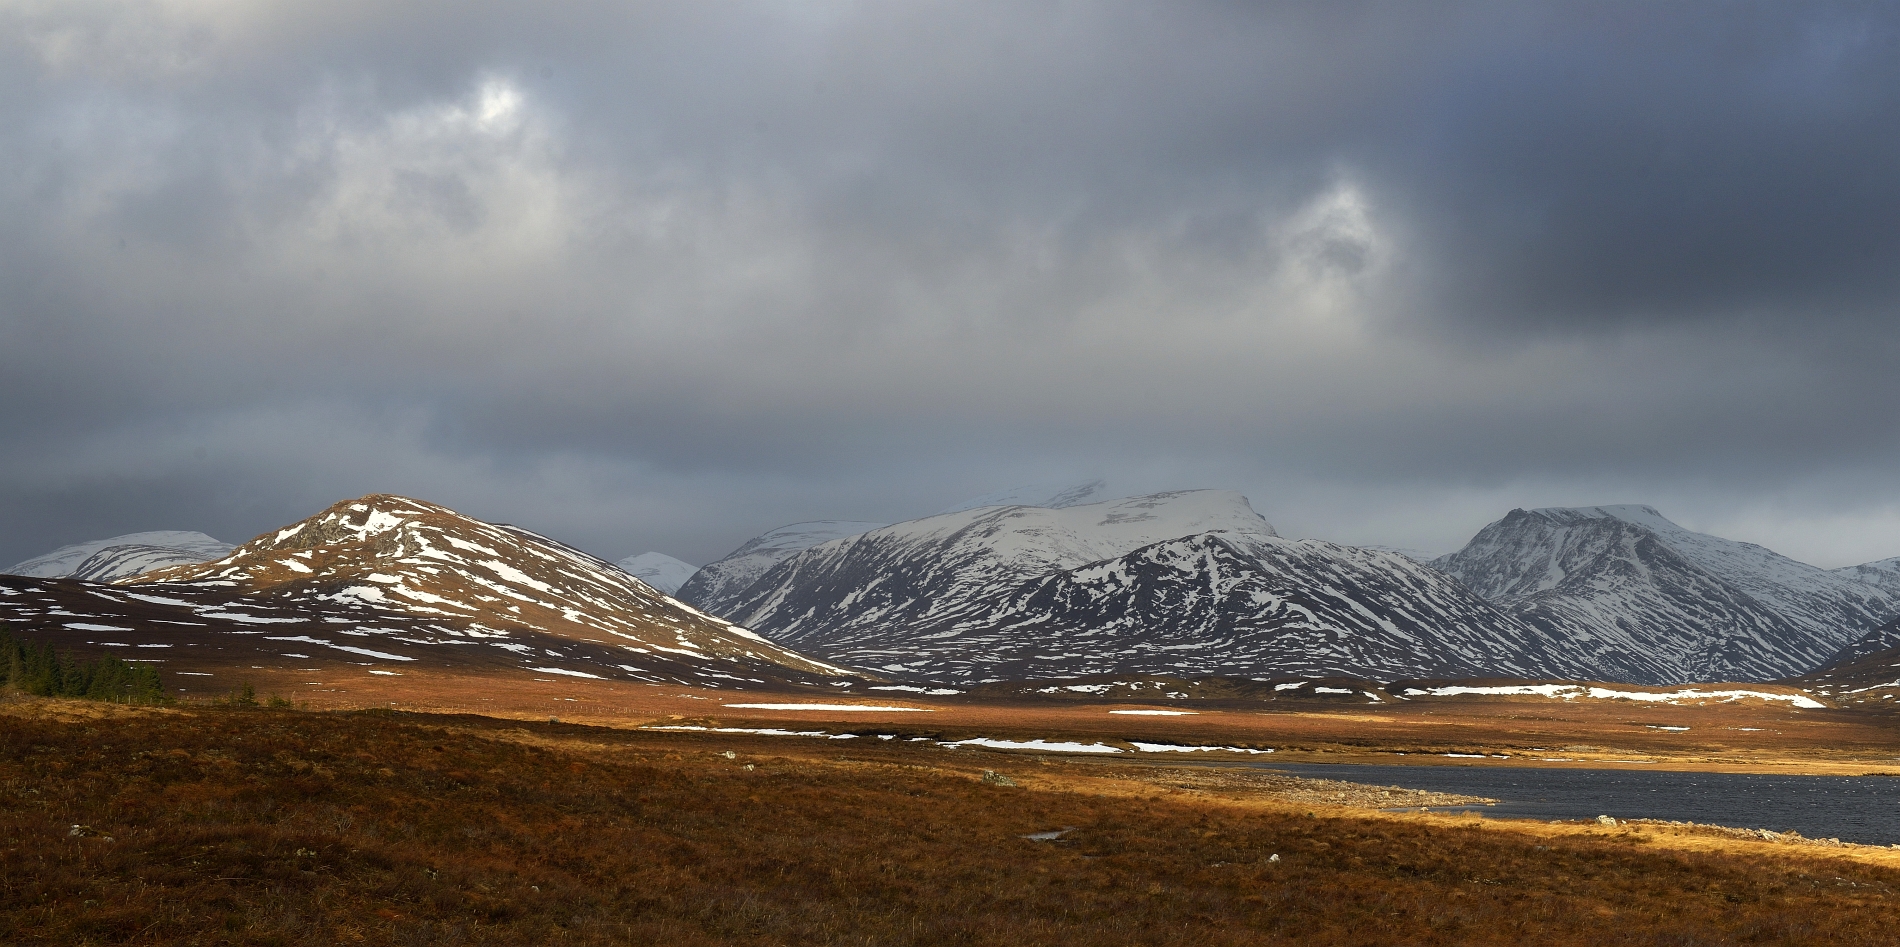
xmin=7 ymin=697 xmax=1899 ymax=947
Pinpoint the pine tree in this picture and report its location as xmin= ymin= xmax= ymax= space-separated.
xmin=0 ymin=629 xmax=166 ymax=703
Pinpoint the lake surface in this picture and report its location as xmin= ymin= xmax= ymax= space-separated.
xmin=1249 ymin=762 xmax=1900 ymax=846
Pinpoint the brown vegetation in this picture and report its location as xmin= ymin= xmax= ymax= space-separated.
xmin=5 ymin=694 xmax=1899 ymax=945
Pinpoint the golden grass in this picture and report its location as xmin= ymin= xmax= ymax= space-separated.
xmin=196 ymin=667 xmax=1900 ymax=776
xmin=5 ymin=694 xmax=1899 ymax=945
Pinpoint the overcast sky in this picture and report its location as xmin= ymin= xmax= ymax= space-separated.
xmin=4 ymin=1 xmax=1900 ymax=570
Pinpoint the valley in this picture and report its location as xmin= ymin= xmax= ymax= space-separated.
xmin=7 ymin=694 xmax=1900 ymax=946
xmin=9 ymin=489 xmax=1900 ymax=943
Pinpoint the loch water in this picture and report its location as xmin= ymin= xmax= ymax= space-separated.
xmin=1251 ymin=762 xmax=1900 ymax=846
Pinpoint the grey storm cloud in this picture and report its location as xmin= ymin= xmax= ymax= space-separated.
xmin=2 ymin=1 xmax=1899 ymax=570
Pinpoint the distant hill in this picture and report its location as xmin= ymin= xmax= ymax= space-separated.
xmin=677 ymin=520 xmax=888 ymax=615
xmin=6 ymin=531 xmax=232 ymax=581
xmin=616 ymin=551 xmax=698 ymax=595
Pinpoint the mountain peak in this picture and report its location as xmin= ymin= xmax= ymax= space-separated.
xmin=1436 ymin=502 xmax=1898 ymax=683
xmin=936 ymin=479 xmax=1110 ymax=515
xmin=1524 ymin=504 xmax=1681 ymax=533
xmin=255 ymin=494 xmax=456 ymax=553
xmin=131 ymin=494 xmax=854 ymax=683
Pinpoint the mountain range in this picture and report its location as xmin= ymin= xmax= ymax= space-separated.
xmin=685 ymin=494 xmax=1900 ymax=687
xmin=702 ymin=491 xmax=1581 ymax=683
xmin=6 ymin=486 xmax=1897 ymax=692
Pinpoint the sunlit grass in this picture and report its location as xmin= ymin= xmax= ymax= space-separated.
xmin=4 ymin=695 xmax=1896 ymax=945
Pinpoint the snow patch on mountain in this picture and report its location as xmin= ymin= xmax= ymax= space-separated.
xmin=935 ymin=479 xmax=1109 ymax=515
xmin=1357 ymin=545 xmax=1440 ymax=564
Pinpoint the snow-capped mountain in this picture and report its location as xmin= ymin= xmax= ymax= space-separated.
xmin=616 ymin=552 xmax=697 ymax=595
xmin=677 ymin=520 xmax=887 ymax=615
xmin=1431 ymin=506 xmax=1900 ymax=682
xmin=679 ymin=481 xmax=1112 ymax=617
xmin=1357 ymin=545 xmax=1440 ymax=564
xmin=1836 ymin=556 xmax=1900 ymax=599
xmin=118 ymin=495 xmax=854 ymax=686
xmin=717 ymin=490 xmax=1581 ymax=683
xmin=935 ymin=479 xmax=1108 ymax=515
xmin=6 ymin=531 xmax=232 ymax=580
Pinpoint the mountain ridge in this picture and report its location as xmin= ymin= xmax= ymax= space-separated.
xmin=716 ymin=491 xmax=1592 ymax=683
xmin=1432 ymin=505 xmax=1899 ymax=682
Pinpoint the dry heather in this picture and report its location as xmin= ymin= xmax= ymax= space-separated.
xmin=4 ymin=695 xmax=1898 ymax=946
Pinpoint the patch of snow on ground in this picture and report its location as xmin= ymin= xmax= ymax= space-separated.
xmin=1035 ymin=683 xmax=1114 ymax=695
xmin=122 ymin=592 xmax=194 ymax=607
xmin=264 ymin=636 xmax=415 ymax=662
xmin=529 ymin=667 xmax=605 ymax=679
xmin=869 ymin=685 xmax=964 ymax=695
xmin=940 ymin=738 xmax=1123 ymax=754
xmin=64 ymin=623 xmax=133 ymax=632
xmin=1402 ymin=684 xmax=1580 ymax=698
xmin=1129 ymin=742 xmax=1272 ymax=754
xmin=1585 ymin=687 xmax=1825 ymax=708
xmin=1403 ymin=683 xmax=1824 ymax=709
xmin=723 ymin=703 xmax=934 ymax=712
xmin=1843 ymin=680 xmax=1900 ymax=694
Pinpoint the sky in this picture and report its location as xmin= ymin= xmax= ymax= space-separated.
xmin=3 ymin=1 xmax=1900 ymax=570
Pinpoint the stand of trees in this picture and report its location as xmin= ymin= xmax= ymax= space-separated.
xmin=1 ymin=629 xmax=167 ymax=702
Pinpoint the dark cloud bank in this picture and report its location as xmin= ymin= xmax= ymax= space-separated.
xmin=3 ymin=1 xmax=1899 ymax=569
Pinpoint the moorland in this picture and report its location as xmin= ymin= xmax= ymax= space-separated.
xmin=7 ymin=688 xmax=1900 ymax=946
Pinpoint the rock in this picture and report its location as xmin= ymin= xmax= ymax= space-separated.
xmin=1596 ymin=815 xmax=1618 ymax=827
xmin=981 ymin=770 xmax=1018 ymax=787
